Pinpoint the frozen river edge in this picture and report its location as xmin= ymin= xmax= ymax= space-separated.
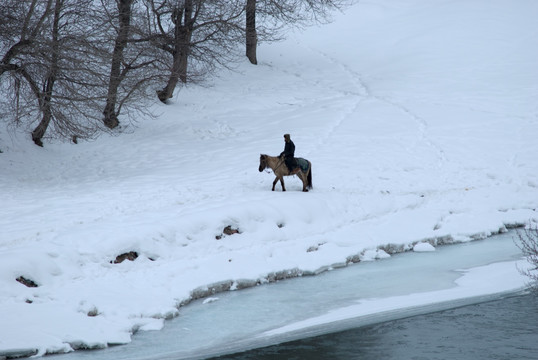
xmin=14 ymin=227 xmax=531 ymax=360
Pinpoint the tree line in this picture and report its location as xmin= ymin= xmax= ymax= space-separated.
xmin=0 ymin=0 xmax=345 ymax=147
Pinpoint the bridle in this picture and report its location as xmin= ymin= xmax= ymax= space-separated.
xmin=261 ymin=155 xmax=285 ymax=173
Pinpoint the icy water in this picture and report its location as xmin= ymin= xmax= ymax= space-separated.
xmin=216 ymin=293 xmax=538 ymax=360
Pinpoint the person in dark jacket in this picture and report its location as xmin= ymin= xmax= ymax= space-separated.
xmin=280 ymin=133 xmax=298 ymax=172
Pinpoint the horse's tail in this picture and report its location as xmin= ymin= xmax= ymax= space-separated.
xmin=307 ymin=162 xmax=313 ymax=189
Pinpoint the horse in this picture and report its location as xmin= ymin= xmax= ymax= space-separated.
xmin=259 ymin=154 xmax=313 ymax=192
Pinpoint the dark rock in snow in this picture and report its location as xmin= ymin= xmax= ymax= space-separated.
xmin=111 ymin=251 xmax=138 ymax=264
xmin=216 ymin=225 xmax=240 ymax=239
xmin=16 ymin=276 xmax=38 ymax=288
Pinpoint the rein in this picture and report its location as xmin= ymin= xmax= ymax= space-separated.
xmin=273 ymin=157 xmax=286 ymax=172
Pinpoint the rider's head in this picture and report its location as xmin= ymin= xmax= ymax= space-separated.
xmin=284 ymin=134 xmax=291 ymax=142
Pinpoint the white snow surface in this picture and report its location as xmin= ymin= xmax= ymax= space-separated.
xmin=1 ymin=0 xmax=538 ymax=357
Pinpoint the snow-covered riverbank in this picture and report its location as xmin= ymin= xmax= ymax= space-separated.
xmin=1 ymin=0 xmax=538 ymax=357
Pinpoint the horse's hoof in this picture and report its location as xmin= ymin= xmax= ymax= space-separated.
xmin=303 ymin=189 xmax=309 ymax=192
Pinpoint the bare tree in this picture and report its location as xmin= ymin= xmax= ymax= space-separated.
xmin=0 ymin=0 xmax=352 ymax=146
xmin=153 ymin=0 xmax=197 ymax=102
xmin=1 ymin=0 xmax=164 ymax=145
xmin=93 ymin=0 xmax=167 ymax=130
xmin=146 ymin=0 xmax=245 ymax=103
xmin=515 ymin=226 xmax=538 ymax=289
xmin=102 ymin=0 xmax=136 ymax=129
xmin=0 ymin=0 xmax=52 ymax=123
xmin=245 ymin=0 xmax=348 ymax=65
xmin=1 ymin=0 xmax=106 ymax=146
xmin=0 ymin=0 xmax=53 ymax=77
xmin=245 ymin=0 xmax=257 ymax=64
xmin=30 ymin=0 xmax=61 ymax=145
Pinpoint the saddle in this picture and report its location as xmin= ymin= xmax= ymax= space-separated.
xmin=295 ymin=158 xmax=309 ymax=173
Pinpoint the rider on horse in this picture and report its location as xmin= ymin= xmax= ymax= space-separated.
xmin=280 ymin=134 xmax=298 ymax=173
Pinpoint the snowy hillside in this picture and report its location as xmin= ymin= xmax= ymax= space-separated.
xmin=1 ymin=0 xmax=538 ymax=357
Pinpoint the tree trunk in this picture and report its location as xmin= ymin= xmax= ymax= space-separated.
xmin=31 ymin=0 xmax=61 ymax=147
xmin=246 ymin=0 xmax=257 ymax=65
xmin=103 ymin=0 xmax=134 ymax=129
xmin=157 ymin=0 xmax=193 ymax=103
xmin=157 ymin=33 xmax=191 ymax=102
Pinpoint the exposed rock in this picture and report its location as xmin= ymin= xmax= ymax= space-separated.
xmin=216 ymin=225 xmax=240 ymax=239
xmin=68 ymin=341 xmax=106 ymax=350
xmin=506 ymin=222 xmax=526 ymax=229
xmin=223 ymin=225 xmax=239 ymax=235
xmin=111 ymin=251 xmax=138 ymax=264
xmin=346 ymin=254 xmax=361 ymax=264
xmin=87 ymin=307 xmax=99 ymax=317
xmin=16 ymin=276 xmax=38 ymax=288
xmin=265 ymin=268 xmax=304 ymax=282
xmin=233 ymin=279 xmax=259 ymax=290
xmin=0 ymin=348 xmax=38 ymax=359
xmin=378 ymin=243 xmax=408 ymax=255
xmin=191 ymin=280 xmax=235 ymax=300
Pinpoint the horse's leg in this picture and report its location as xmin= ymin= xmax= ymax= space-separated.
xmin=280 ymin=177 xmax=286 ymax=191
xmin=307 ymin=164 xmax=313 ymax=190
xmin=300 ymin=173 xmax=308 ymax=192
xmin=272 ymin=177 xmax=278 ymax=191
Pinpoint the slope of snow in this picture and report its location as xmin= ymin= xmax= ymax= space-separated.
xmin=1 ymin=0 xmax=538 ymax=357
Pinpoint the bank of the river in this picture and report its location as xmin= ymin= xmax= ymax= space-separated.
xmin=34 ymin=231 xmax=531 ymax=360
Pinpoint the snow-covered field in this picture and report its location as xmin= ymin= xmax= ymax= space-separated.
xmin=1 ymin=0 xmax=538 ymax=357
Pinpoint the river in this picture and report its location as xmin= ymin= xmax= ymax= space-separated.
xmin=216 ymin=292 xmax=537 ymax=359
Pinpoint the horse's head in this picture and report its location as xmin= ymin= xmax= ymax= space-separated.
xmin=259 ymin=154 xmax=267 ymax=172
